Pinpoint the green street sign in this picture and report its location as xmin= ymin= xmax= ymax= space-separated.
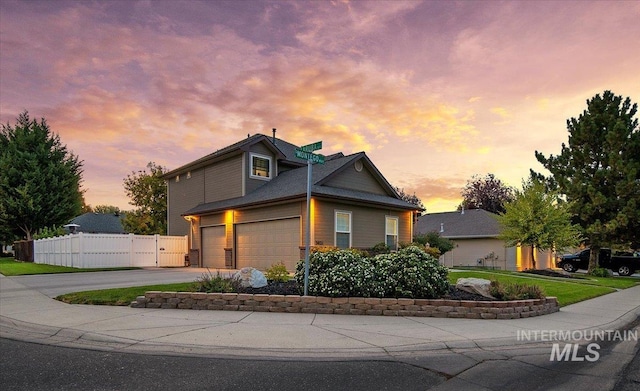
xmin=295 ymin=148 xmax=325 ymax=164
xmin=300 ymin=141 xmax=322 ymax=152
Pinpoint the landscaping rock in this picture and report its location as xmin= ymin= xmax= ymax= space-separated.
xmin=233 ymin=267 xmax=268 ymax=288
xmin=455 ymin=277 xmax=495 ymax=299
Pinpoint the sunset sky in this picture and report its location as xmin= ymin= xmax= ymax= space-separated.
xmin=1 ymin=0 xmax=639 ymax=213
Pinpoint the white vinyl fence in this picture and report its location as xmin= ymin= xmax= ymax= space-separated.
xmin=34 ymin=233 xmax=188 ymax=268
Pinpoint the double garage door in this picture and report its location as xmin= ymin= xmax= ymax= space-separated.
xmin=201 ymin=217 xmax=300 ymax=270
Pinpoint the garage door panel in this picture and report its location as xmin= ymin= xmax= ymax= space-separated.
xmin=201 ymin=226 xmax=226 ymax=268
xmin=236 ymin=218 xmax=300 ymax=271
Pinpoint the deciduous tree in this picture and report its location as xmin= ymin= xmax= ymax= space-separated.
xmin=394 ymin=187 xmax=425 ymax=211
xmin=0 ymin=111 xmax=84 ymax=240
xmin=122 ymin=162 xmax=167 ymax=235
xmin=496 ymin=179 xmax=582 ymax=269
xmin=459 ymin=174 xmax=515 ymax=214
xmin=93 ymin=205 xmax=122 ymax=215
xmin=534 ymin=91 xmax=639 ymax=272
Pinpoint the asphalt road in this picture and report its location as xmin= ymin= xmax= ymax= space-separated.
xmin=2 ymin=333 xmax=639 ymax=391
xmin=0 ymin=338 xmax=443 ymax=391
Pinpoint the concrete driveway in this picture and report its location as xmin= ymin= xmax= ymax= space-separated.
xmin=8 ymin=267 xmax=228 ymax=297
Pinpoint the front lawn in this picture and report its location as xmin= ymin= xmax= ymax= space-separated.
xmin=56 ymin=283 xmax=195 ymax=306
xmin=448 ymin=269 xmax=638 ymax=306
xmin=55 ymin=269 xmax=638 ymax=307
xmin=0 ymin=257 xmax=139 ymax=276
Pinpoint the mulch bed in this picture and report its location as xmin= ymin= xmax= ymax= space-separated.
xmin=238 ymin=281 xmax=493 ymax=301
xmin=521 ymin=269 xmax=577 ymax=278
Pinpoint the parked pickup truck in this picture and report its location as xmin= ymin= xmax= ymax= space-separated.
xmin=556 ymin=248 xmax=640 ymax=276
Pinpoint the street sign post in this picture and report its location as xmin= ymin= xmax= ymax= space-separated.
xmin=300 ymin=141 xmax=322 ymax=152
xmin=294 ymin=149 xmax=325 ymax=164
xmin=295 ymin=141 xmax=324 ymax=296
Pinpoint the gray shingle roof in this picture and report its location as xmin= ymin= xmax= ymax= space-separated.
xmin=69 ymin=213 xmax=127 ymax=234
xmin=415 ymin=209 xmax=501 ymax=238
xmin=164 ymin=134 xmax=304 ymax=178
xmin=184 ymin=152 xmax=417 ymax=215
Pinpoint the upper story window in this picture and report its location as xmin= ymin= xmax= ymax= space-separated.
xmin=335 ymin=211 xmax=352 ymax=249
xmin=250 ymin=153 xmax=272 ymax=180
xmin=385 ymin=216 xmax=399 ymax=250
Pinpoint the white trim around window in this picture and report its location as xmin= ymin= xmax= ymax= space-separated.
xmin=385 ymin=216 xmax=399 ymax=250
xmin=335 ymin=210 xmax=352 ymax=249
xmin=249 ymin=153 xmax=273 ymax=180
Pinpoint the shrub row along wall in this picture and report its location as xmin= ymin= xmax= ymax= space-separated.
xmin=131 ymin=292 xmax=560 ymax=319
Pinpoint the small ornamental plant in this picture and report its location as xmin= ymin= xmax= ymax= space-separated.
xmin=265 ymin=262 xmax=291 ymax=282
xmin=489 ymin=280 xmax=545 ymax=300
xmin=192 ymin=269 xmax=238 ymax=293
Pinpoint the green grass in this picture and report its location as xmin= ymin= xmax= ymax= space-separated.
xmin=448 ymin=269 xmax=639 ymax=306
xmin=450 ymin=268 xmax=639 ymax=289
xmin=7 ymin=256 xmax=636 ymax=308
xmin=0 ymin=257 xmax=138 ymax=276
xmin=56 ymin=283 xmax=196 ymax=306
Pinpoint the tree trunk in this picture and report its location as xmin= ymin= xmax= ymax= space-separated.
xmin=531 ymin=245 xmax=537 ymax=269
xmin=588 ymin=244 xmax=600 ymax=273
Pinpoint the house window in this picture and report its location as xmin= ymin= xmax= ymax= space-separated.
xmin=250 ymin=153 xmax=272 ymax=179
xmin=186 ymin=171 xmax=191 ymax=179
xmin=175 ymin=175 xmax=180 ymax=183
xmin=335 ymin=211 xmax=352 ymax=249
xmin=386 ymin=216 xmax=399 ymax=250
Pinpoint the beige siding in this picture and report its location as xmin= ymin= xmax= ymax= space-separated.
xmin=167 ymin=168 xmax=205 ymax=236
xmin=516 ymin=245 xmax=557 ymax=270
xmin=323 ymin=164 xmax=388 ymax=195
xmin=440 ymin=238 xmax=509 ymax=270
xmin=200 ymin=213 xmax=225 ymax=227
xmin=246 ymin=143 xmax=276 ymax=194
xmin=204 ymin=155 xmax=243 ymax=203
xmin=234 ymin=203 xmax=302 ymax=223
xmin=313 ymin=200 xmax=412 ymax=249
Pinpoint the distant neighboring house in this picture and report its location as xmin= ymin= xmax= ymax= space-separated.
xmin=164 ymin=132 xmax=420 ymax=271
xmin=416 ymin=209 xmax=555 ymax=270
xmin=66 ymin=212 xmax=127 ymax=234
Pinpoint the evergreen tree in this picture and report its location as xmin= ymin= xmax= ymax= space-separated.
xmin=534 ymin=91 xmax=639 ymax=271
xmin=0 ymin=111 xmax=84 ymax=240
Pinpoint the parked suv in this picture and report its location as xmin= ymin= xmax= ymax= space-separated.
xmin=556 ymin=248 xmax=639 ymax=276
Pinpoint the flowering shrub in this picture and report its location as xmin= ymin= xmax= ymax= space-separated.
xmin=295 ymin=248 xmax=373 ymax=297
xmin=295 ymin=246 xmax=449 ymax=298
xmin=372 ymin=246 xmax=449 ymax=298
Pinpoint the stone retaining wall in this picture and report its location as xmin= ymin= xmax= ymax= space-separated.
xmin=131 ymin=292 xmax=560 ymax=319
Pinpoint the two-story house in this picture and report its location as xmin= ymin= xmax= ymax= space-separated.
xmin=164 ymin=132 xmax=420 ymax=271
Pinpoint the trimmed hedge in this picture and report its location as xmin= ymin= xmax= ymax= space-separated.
xmin=295 ymin=246 xmax=449 ymax=298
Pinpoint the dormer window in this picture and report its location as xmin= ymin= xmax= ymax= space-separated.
xmin=250 ymin=153 xmax=272 ymax=180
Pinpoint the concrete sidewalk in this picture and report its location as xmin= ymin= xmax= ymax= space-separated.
xmin=1 ymin=274 xmax=639 ymax=361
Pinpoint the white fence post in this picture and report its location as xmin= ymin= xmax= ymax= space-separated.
xmin=155 ymin=234 xmax=159 ymax=267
